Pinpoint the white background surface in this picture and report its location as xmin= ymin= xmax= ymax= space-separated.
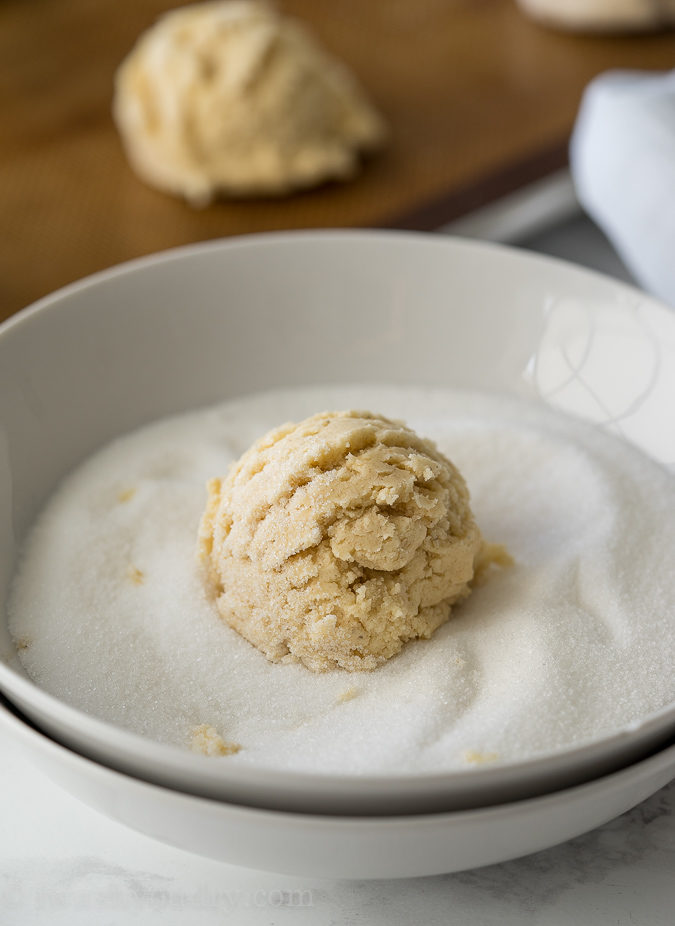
xmin=3 ymin=207 xmax=674 ymax=924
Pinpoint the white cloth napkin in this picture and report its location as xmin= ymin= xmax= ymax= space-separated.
xmin=570 ymin=68 xmax=675 ymax=307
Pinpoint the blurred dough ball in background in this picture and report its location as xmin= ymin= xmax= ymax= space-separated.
xmin=516 ymin=0 xmax=675 ymax=32
xmin=113 ymin=0 xmax=387 ymax=204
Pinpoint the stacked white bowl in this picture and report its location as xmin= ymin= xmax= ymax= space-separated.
xmin=1 ymin=232 xmax=674 ymax=879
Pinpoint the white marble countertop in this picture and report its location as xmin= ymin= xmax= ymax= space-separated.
xmin=1 ymin=729 xmax=674 ymax=926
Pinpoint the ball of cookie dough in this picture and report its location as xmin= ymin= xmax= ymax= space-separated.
xmin=113 ymin=0 xmax=386 ymax=204
xmin=198 ymin=411 xmax=483 ymax=671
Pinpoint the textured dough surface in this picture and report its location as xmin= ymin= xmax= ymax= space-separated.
xmin=113 ymin=0 xmax=386 ymax=203
xmin=199 ymin=410 xmax=483 ymax=670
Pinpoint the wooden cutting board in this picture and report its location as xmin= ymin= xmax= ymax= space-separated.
xmin=2 ymin=0 xmax=675 ymax=320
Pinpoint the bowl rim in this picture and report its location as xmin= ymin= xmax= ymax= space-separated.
xmin=2 ymin=226 xmax=661 ymax=337
xmin=1 ymin=690 xmax=674 ymax=824
xmin=1 ymin=228 xmax=674 ymax=806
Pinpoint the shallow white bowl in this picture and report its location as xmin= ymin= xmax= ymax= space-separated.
xmin=1 ymin=231 xmax=674 ymax=815
xmin=1 ymin=693 xmax=673 ymax=878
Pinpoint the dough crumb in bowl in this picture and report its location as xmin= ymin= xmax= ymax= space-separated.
xmin=198 ymin=410 xmax=505 ymax=671
xmin=473 ymin=542 xmax=514 ymax=585
xmin=336 ymin=686 xmax=360 ymax=704
xmin=113 ymin=0 xmax=386 ymax=203
xmin=190 ymin=723 xmax=241 ymax=756
xmin=463 ymin=749 xmax=500 ymax=765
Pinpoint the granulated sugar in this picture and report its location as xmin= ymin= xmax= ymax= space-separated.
xmin=7 ymin=385 xmax=675 ymax=773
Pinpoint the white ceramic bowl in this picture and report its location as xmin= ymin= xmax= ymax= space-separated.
xmin=2 ymin=692 xmax=674 ymax=878
xmin=1 ymin=231 xmax=674 ymax=815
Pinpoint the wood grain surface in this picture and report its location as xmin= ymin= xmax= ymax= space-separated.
xmin=2 ymin=0 xmax=675 ymax=319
